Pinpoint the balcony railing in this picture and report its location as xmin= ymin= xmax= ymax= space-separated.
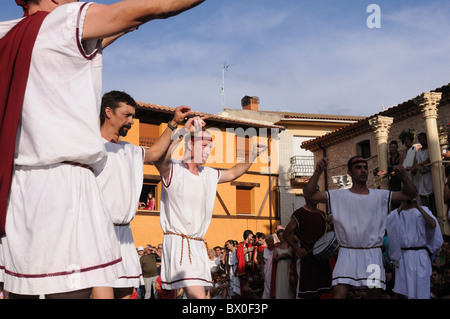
xmin=289 ymin=155 xmax=314 ymax=179
xmin=140 ymin=136 xmax=156 ymax=148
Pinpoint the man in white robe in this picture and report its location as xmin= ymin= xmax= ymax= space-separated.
xmin=262 ymin=235 xmax=275 ymax=299
xmin=155 ymin=119 xmax=267 ymax=299
xmin=400 ymin=134 xmax=420 ymax=190
xmin=387 ymin=199 xmax=442 ymax=299
xmin=304 ymin=156 xmax=417 ymax=299
xmin=0 ymin=0 xmax=205 ymax=298
xmin=414 ymin=133 xmax=434 ymax=211
xmin=94 ymin=90 xmax=191 ymax=298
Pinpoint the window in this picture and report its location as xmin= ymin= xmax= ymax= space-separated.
xmin=236 ymin=135 xmax=250 ymax=160
xmin=357 ymin=140 xmax=371 ymax=159
xmin=138 ymin=182 xmax=158 ymax=211
xmin=236 ymin=186 xmax=252 ymax=214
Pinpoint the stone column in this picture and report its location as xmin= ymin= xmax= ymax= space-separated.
xmin=369 ymin=116 xmax=394 ymax=190
xmin=415 ymin=92 xmax=449 ymax=235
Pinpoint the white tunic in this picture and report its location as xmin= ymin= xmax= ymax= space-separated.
xmin=160 ymin=160 xmax=220 ymax=289
xmin=403 ymin=145 xmax=420 ymax=190
xmin=415 ymin=148 xmax=433 ymax=196
xmin=327 ymin=189 xmax=391 ymax=289
xmin=262 ymin=247 xmax=274 ymax=299
xmin=387 ymin=206 xmax=443 ymax=299
xmin=0 ymin=2 xmax=124 ymax=295
xmin=96 ymin=140 xmax=145 ymax=288
xmin=228 ymin=249 xmax=241 ymax=297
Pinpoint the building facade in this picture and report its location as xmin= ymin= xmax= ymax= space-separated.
xmin=219 ymin=96 xmax=365 ymax=226
xmin=302 ymin=84 xmax=450 ymax=236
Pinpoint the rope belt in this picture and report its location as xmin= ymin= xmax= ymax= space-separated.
xmin=62 ymin=161 xmax=94 ymax=173
xmin=113 ymin=223 xmax=130 ymax=227
xmin=164 ymin=232 xmax=204 ymax=266
xmin=340 ymin=245 xmax=382 ymax=250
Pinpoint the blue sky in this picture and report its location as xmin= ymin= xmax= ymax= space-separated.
xmin=2 ymin=0 xmax=450 ymax=116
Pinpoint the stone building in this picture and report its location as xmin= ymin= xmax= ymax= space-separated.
xmin=302 ymin=84 xmax=450 ymax=235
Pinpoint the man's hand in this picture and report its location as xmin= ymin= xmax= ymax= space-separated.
xmin=315 ymin=157 xmax=329 ymax=173
xmin=172 ymin=105 xmax=192 ymax=124
xmin=294 ymin=246 xmax=308 ymax=259
xmin=251 ymin=143 xmax=267 ymax=157
xmin=393 ymin=164 xmax=406 ymax=177
xmin=184 ymin=116 xmax=207 ymax=134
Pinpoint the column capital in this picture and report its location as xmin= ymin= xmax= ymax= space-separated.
xmin=414 ymin=92 xmax=442 ymax=120
xmin=368 ymin=115 xmax=394 ymax=141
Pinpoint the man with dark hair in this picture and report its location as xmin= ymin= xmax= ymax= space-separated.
xmin=284 ymin=187 xmax=333 ymax=299
xmin=0 ymin=0 xmax=205 ymax=298
xmin=94 ymin=90 xmax=191 ymax=298
xmin=237 ymin=230 xmax=255 ymax=277
xmin=304 ymin=156 xmax=417 ymax=299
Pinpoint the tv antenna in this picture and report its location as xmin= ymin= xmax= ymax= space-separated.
xmin=221 ymin=61 xmax=243 ymax=110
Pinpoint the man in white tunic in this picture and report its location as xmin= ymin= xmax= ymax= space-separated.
xmin=399 ymin=132 xmax=420 ymax=190
xmin=414 ymin=133 xmax=434 ymax=211
xmin=94 ymin=91 xmax=191 ymax=298
xmin=0 ymin=0 xmax=205 ymax=298
xmin=304 ymin=156 xmax=417 ymax=299
xmin=387 ymin=198 xmax=442 ymax=299
xmin=155 ymin=119 xmax=267 ymax=299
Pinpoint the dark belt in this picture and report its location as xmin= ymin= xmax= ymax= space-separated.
xmin=114 ymin=223 xmax=130 ymax=227
xmin=401 ymin=247 xmax=432 ymax=259
xmin=62 ymin=161 xmax=94 ymax=172
xmin=401 ymin=246 xmax=427 ymax=251
xmin=340 ymin=245 xmax=382 ymax=250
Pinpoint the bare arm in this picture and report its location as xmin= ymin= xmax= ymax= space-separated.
xmin=417 ymin=204 xmax=437 ymax=228
xmin=303 ymin=157 xmax=329 ymax=204
xmin=144 ymin=106 xmax=192 ymax=163
xmin=218 ymin=144 xmax=267 ymax=184
xmin=391 ymin=165 xmax=418 ymax=202
xmin=83 ymin=0 xmax=205 ymax=41
xmin=154 ymin=116 xmax=205 ymax=181
xmin=284 ymin=218 xmax=307 ymax=259
xmin=444 ymin=179 xmax=450 ymax=203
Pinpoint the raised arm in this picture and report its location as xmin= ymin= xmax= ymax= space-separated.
xmin=390 ymin=164 xmax=417 ymax=203
xmin=154 ymin=116 xmax=206 ymax=180
xmin=144 ymin=106 xmax=192 ymax=164
xmin=83 ymin=0 xmax=206 ymax=41
xmin=303 ymin=157 xmax=329 ymax=204
xmin=218 ymin=143 xmax=267 ymax=184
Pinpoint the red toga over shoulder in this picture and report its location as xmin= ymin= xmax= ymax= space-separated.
xmin=0 ymin=11 xmax=48 ymax=236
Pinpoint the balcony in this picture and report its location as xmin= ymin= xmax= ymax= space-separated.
xmin=140 ymin=136 xmax=156 ymax=148
xmin=288 ymin=155 xmax=314 ymax=187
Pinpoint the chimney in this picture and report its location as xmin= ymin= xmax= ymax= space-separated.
xmin=241 ymin=95 xmax=259 ymax=111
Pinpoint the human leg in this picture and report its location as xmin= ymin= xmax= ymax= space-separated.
xmin=8 ymin=293 xmax=40 ymax=299
xmin=45 ymin=288 xmax=93 ymax=299
xmin=184 ymin=285 xmax=208 ymax=299
xmin=333 ymin=284 xmax=350 ymax=299
xmin=143 ymin=277 xmax=153 ymax=299
xmin=114 ymin=287 xmax=134 ymax=299
xmin=91 ymin=287 xmax=114 ymax=299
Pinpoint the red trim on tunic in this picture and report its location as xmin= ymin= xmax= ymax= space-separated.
xmin=162 ymin=163 xmax=174 ymax=188
xmin=161 ymin=277 xmax=213 ymax=286
xmin=75 ymin=2 xmax=100 ymax=60
xmin=3 ymin=257 xmax=122 ymax=279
